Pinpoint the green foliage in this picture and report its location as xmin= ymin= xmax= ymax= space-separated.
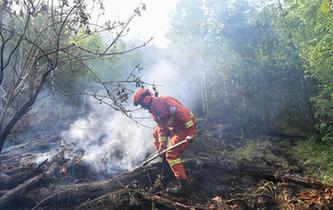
xmin=53 ymin=30 xmax=108 ymax=95
xmin=0 ymin=0 xmax=148 ymax=153
xmin=234 ymin=141 xmax=267 ymax=161
xmin=294 ymin=139 xmax=333 ymax=184
xmin=168 ymin=0 xmax=315 ymax=136
xmin=233 ymin=140 xmax=289 ymax=167
xmin=280 ymin=0 xmax=333 ymax=141
xmin=168 ymin=0 xmax=333 ymax=185
xmin=54 ymin=30 xmax=145 ymax=99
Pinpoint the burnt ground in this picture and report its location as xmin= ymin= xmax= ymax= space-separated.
xmin=0 ymin=122 xmax=333 ymax=210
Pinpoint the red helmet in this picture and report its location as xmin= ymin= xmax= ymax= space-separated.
xmin=132 ymin=88 xmax=153 ymax=106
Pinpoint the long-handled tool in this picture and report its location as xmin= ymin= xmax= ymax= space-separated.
xmin=143 ymin=139 xmax=187 ymax=166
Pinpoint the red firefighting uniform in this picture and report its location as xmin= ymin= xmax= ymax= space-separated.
xmin=150 ymin=96 xmax=196 ymax=180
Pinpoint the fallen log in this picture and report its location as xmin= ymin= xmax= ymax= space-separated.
xmin=75 ymin=188 xmax=147 ymax=210
xmin=0 ymin=134 xmax=60 ymax=155
xmin=15 ymin=155 xmax=267 ymax=208
xmin=201 ymin=160 xmax=333 ymax=190
xmin=0 ymin=190 xmax=9 ymax=197
xmin=282 ymin=174 xmax=333 ymax=189
xmin=0 ymin=168 xmax=37 ymax=190
xmin=20 ymin=164 xmax=163 ymax=208
xmin=0 ymin=159 xmax=47 ymax=190
xmin=8 ymin=151 xmax=333 ymax=209
xmin=76 ymin=188 xmax=215 ymax=210
xmin=0 ymin=174 xmax=43 ymax=209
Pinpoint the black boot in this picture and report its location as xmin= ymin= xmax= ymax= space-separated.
xmin=166 ymin=180 xmax=189 ymax=195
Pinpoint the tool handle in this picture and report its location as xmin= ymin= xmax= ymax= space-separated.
xmin=143 ymin=139 xmax=187 ymax=166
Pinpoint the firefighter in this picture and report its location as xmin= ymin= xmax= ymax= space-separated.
xmin=133 ymin=88 xmax=196 ymax=194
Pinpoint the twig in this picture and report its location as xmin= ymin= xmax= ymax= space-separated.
xmin=32 ymin=187 xmax=76 ymax=210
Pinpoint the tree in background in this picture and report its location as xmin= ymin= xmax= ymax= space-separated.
xmin=168 ymin=0 xmax=316 ymax=138
xmin=279 ymin=0 xmax=333 ymax=141
xmin=0 ymin=0 xmax=150 ymax=153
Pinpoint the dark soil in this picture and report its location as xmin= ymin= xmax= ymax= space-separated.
xmin=0 ymin=122 xmax=332 ymax=210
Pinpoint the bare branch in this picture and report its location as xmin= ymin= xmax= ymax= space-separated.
xmin=5 ymin=16 xmax=30 ymax=67
xmin=0 ymin=0 xmax=149 ymax=153
xmin=102 ymin=11 xmax=138 ymax=54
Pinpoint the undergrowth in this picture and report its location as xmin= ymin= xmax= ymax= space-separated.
xmin=294 ymin=138 xmax=333 ymax=185
xmin=232 ymin=137 xmax=333 ymax=185
xmin=233 ymin=140 xmax=289 ymax=168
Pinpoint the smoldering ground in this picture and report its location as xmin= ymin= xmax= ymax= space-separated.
xmin=60 ymin=56 xmax=202 ymax=177
xmin=62 ymin=101 xmax=153 ymax=175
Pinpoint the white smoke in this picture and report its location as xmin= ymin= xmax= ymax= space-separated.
xmin=143 ymin=59 xmax=200 ymax=110
xmin=62 ymin=101 xmax=153 ymax=175
xmin=61 ymin=52 xmax=201 ymax=176
xmin=34 ymin=151 xmax=58 ymax=164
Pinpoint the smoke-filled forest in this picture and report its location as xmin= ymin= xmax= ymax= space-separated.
xmin=0 ymin=0 xmax=332 ymax=209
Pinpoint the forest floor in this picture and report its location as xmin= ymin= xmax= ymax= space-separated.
xmin=0 ymin=121 xmax=332 ymax=210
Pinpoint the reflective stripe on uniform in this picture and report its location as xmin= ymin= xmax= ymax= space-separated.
xmin=185 ymin=120 xmax=194 ymax=128
xmin=190 ymin=112 xmax=194 ymax=117
xmin=159 ymin=136 xmax=167 ymax=142
xmin=168 ymin=158 xmax=182 ymax=166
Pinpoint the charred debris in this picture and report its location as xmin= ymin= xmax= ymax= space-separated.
xmin=0 ymin=121 xmax=332 ymax=210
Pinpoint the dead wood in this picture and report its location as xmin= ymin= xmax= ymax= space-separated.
xmin=22 ymin=155 xmax=275 ymax=209
xmin=0 ymin=159 xmax=47 ymax=190
xmin=0 ymin=169 xmax=36 ymax=190
xmin=20 ymin=164 xmax=163 ymax=208
xmin=0 ymin=190 xmax=9 ymax=197
xmin=75 ymin=188 xmax=148 ymax=210
xmin=0 ymin=134 xmax=60 ymax=158
xmin=2 ymin=145 xmax=332 ymax=210
xmin=76 ymin=188 xmax=215 ymax=210
xmin=202 ymin=160 xmax=332 ymax=190
xmin=146 ymin=195 xmax=215 ymax=210
xmin=282 ymin=174 xmax=333 ymax=189
xmin=0 ymin=173 xmax=44 ymax=209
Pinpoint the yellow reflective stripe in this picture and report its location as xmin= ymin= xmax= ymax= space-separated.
xmin=168 ymin=158 xmax=182 ymax=166
xmin=190 ymin=112 xmax=194 ymax=117
xmin=159 ymin=136 xmax=167 ymax=142
xmin=185 ymin=120 xmax=194 ymax=128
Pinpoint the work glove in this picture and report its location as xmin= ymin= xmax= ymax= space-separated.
xmin=185 ymin=135 xmax=195 ymax=144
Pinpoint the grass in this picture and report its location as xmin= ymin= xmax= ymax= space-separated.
xmin=233 ymin=140 xmax=289 ymax=168
xmin=232 ymin=139 xmax=333 ymax=185
xmin=231 ymin=137 xmax=333 ymax=185
xmin=233 ymin=141 xmax=263 ymax=161
xmin=294 ymin=139 xmax=333 ymax=185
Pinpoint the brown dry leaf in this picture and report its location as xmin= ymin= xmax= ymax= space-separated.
xmin=297 ymin=188 xmax=332 ymax=206
xmin=281 ymin=202 xmax=296 ymax=210
xmin=324 ymin=188 xmax=333 ymax=200
xmin=298 ymin=189 xmax=318 ymax=201
xmin=315 ymin=196 xmax=322 ymax=204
